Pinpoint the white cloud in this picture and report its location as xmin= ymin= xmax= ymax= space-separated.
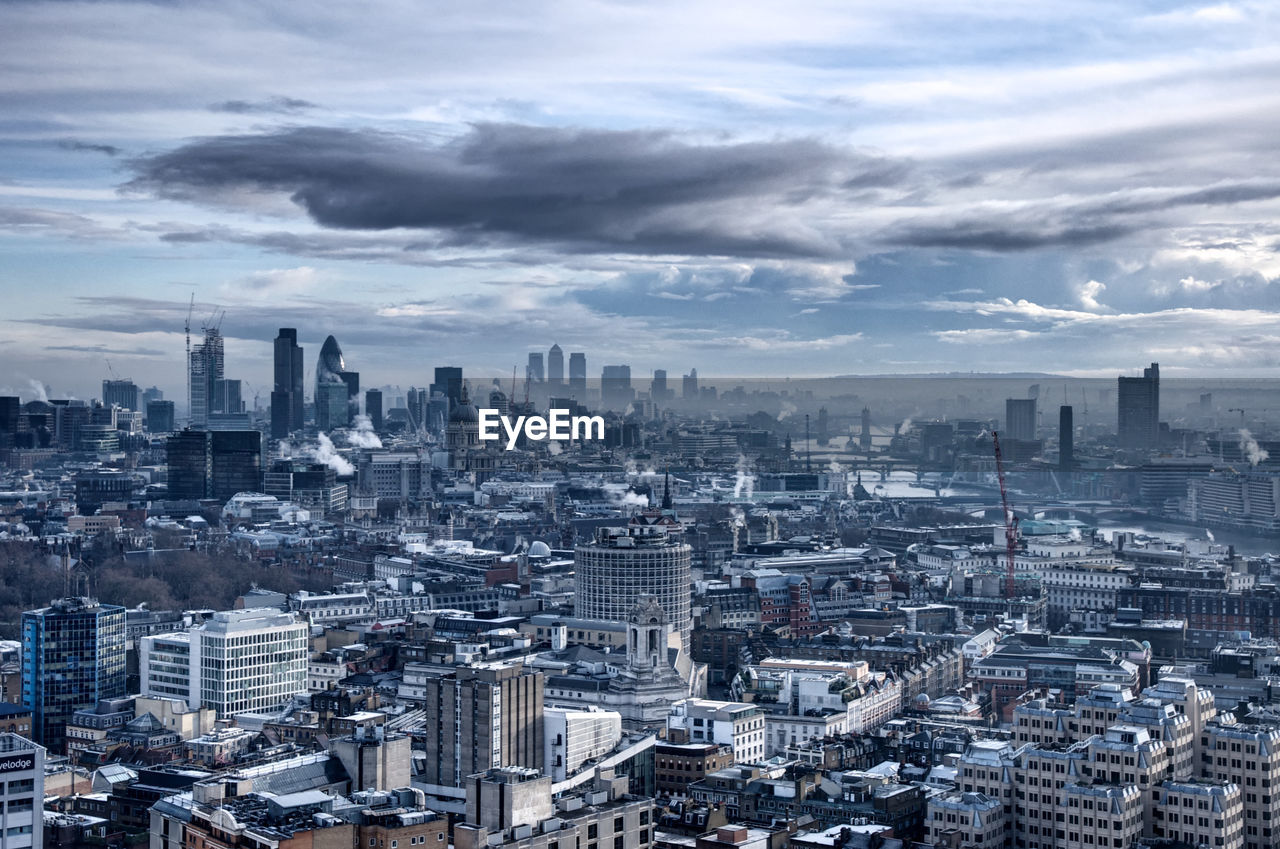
xmin=1077 ymin=279 xmax=1108 ymax=311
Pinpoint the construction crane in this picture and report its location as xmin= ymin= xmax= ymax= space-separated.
xmin=1229 ymin=408 xmax=1246 ymax=427
xmin=185 ymin=293 xmax=195 ymax=424
xmin=992 ymin=431 xmax=1019 ymax=600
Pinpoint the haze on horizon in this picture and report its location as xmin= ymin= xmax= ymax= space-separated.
xmin=3 ymin=0 xmax=1280 ymax=401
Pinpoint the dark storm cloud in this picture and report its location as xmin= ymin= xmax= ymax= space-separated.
xmin=26 ymin=295 xmax=491 ymax=350
xmin=889 ymin=220 xmax=1137 ymax=252
xmin=0 ymin=206 xmax=124 ymax=240
xmin=125 ymin=124 xmax=911 ymax=258
xmin=45 ymin=344 xmax=167 ymax=356
xmin=57 ymin=140 xmax=122 ymax=156
xmin=208 ymin=96 xmax=319 ymax=114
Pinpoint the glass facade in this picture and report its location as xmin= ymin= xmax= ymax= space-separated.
xmin=21 ymin=598 xmax=126 ymax=752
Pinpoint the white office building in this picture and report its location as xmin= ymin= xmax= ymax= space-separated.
xmin=544 ymin=706 xmax=623 ymax=781
xmin=139 ymin=608 xmax=308 ymax=717
xmin=667 ymin=698 xmax=766 ymax=764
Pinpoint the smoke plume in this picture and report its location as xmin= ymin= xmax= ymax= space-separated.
xmin=345 ymin=414 xmax=383 ymax=449
xmin=733 ymin=454 xmax=755 ymax=498
xmin=307 ymin=432 xmax=355 ymax=476
xmin=1238 ymin=428 xmax=1270 ymax=466
xmin=27 ymin=379 xmax=49 ymax=403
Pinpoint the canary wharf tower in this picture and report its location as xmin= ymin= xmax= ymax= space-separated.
xmin=574 ymin=507 xmax=692 ymax=647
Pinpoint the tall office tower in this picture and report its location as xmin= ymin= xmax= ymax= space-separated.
xmin=315 ymin=383 xmax=348 ymax=431
xmin=142 ymin=385 xmax=164 ymax=406
xmin=568 ymin=352 xmax=587 ymax=394
xmin=432 ymin=367 xmax=463 ymax=407
xmin=0 ymin=734 xmax=44 ymax=849
xmin=146 ymin=400 xmax=176 ymax=433
xmin=0 ymin=396 xmax=19 ymax=436
xmin=101 ymin=379 xmax=139 ymax=411
xmin=527 ymin=352 xmax=545 ymax=384
xmin=211 ymin=378 xmax=243 ymax=414
xmin=1059 ymin=405 xmax=1074 ymax=471
xmin=316 ymin=335 xmax=355 ymax=430
xmin=417 ymin=664 xmax=544 ymax=788
xmin=406 ymin=387 xmax=423 ymax=430
xmin=601 ymin=365 xmax=633 ymax=410
xmin=188 ymin=325 xmax=224 ymax=427
xmin=271 ymin=327 xmax=304 ymax=438
xmin=1118 ymin=362 xmax=1160 ymax=449
xmin=365 ymin=389 xmax=383 ymax=430
xmin=860 ymin=407 xmax=872 ymax=451
xmin=22 ymin=597 xmax=126 ymax=751
xmin=651 ymin=369 xmax=668 ymax=402
xmin=52 ymin=401 xmax=90 ymax=450
xmin=427 ymin=392 xmax=449 ymax=437
xmin=1004 ymin=398 xmax=1037 ymax=441
xmin=139 ymin=609 xmax=308 ymax=716
xmin=575 ymin=523 xmax=693 ymax=647
xmin=547 ymin=344 xmax=564 ymax=385
xmin=682 ymin=368 xmax=698 ymax=401
xmin=166 ymin=429 xmax=264 ymax=501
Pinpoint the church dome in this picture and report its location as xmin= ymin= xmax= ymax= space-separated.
xmin=528 ymin=540 xmax=551 ymax=558
xmin=449 ymin=387 xmax=478 ymax=423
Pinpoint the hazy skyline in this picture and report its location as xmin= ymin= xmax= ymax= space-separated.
xmin=4 ymin=1 xmax=1280 ymax=401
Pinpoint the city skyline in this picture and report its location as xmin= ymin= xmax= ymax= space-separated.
xmin=4 ymin=2 xmax=1280 ymax=397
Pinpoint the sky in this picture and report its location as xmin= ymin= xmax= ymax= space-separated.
xmin=3 ymin=0 xmax=1280 ymax=402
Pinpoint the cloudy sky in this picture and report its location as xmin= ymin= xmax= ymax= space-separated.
xmin=3 ymin=0 xmax=1280 ymax=401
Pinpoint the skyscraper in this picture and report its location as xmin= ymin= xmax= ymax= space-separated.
xmin=146 ymin=399 xmax=176 ymax=433
xmin=651 ymin=369 xmax=668 ymax=402
xmin=22 ymin=597 xmax=126 ymax=751
xmin=601 ymin=365 xmax=633 ymax=410
xmin=568 ymin=352 xmax=587 ymax=394
xmin=432 ymin=367 xmax=463 ymax=407
xmin=547 ymin=344 xmax=564 ymax=385
xmin=166 ymin=429 xmax=264 ymax=501
xmin=188 ymin=326 xmax=224 ymax=427
xmin=527 ymin=352 xmax=544 ymax=384
xmin=365 ymin=388 xmax=383 ymax=431
xmin=316 ymin=335 xmax=355 ymax=430
xmin=271 ymin=328 xmax=304 ymax=438
xmin=1059 ymin=405 xmax=1074 ymax=471
xmin=682 ymin=368 xmax=698 ymax=401
xmin=101 ymin=379 xmax=139 ymax=411
xmin=211 ymin=378 xmax=243 ymax=414
xmin=1118 ymin=362 xmax=1160 ymax=450
xmin=1005 ymin=398 xmax=1037 ymax=442
xmin=0 ymin=396 xmax=19 ymax=437
xmin=575 ymin=522 xmax=692 ymax=647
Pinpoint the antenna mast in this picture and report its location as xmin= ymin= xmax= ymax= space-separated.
xmin=993 ymin=431 xmax=1019 ymax=600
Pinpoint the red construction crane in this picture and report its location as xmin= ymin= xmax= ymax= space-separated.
xmin=992 ymin=431 xmax=1019 ymax=599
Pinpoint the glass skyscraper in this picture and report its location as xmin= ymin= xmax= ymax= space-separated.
xmin=21 ymin=597 xmax=126 ymax=752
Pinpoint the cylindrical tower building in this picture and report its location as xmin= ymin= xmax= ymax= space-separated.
xmin=574 ymin=522 xmax=692 ymax=648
